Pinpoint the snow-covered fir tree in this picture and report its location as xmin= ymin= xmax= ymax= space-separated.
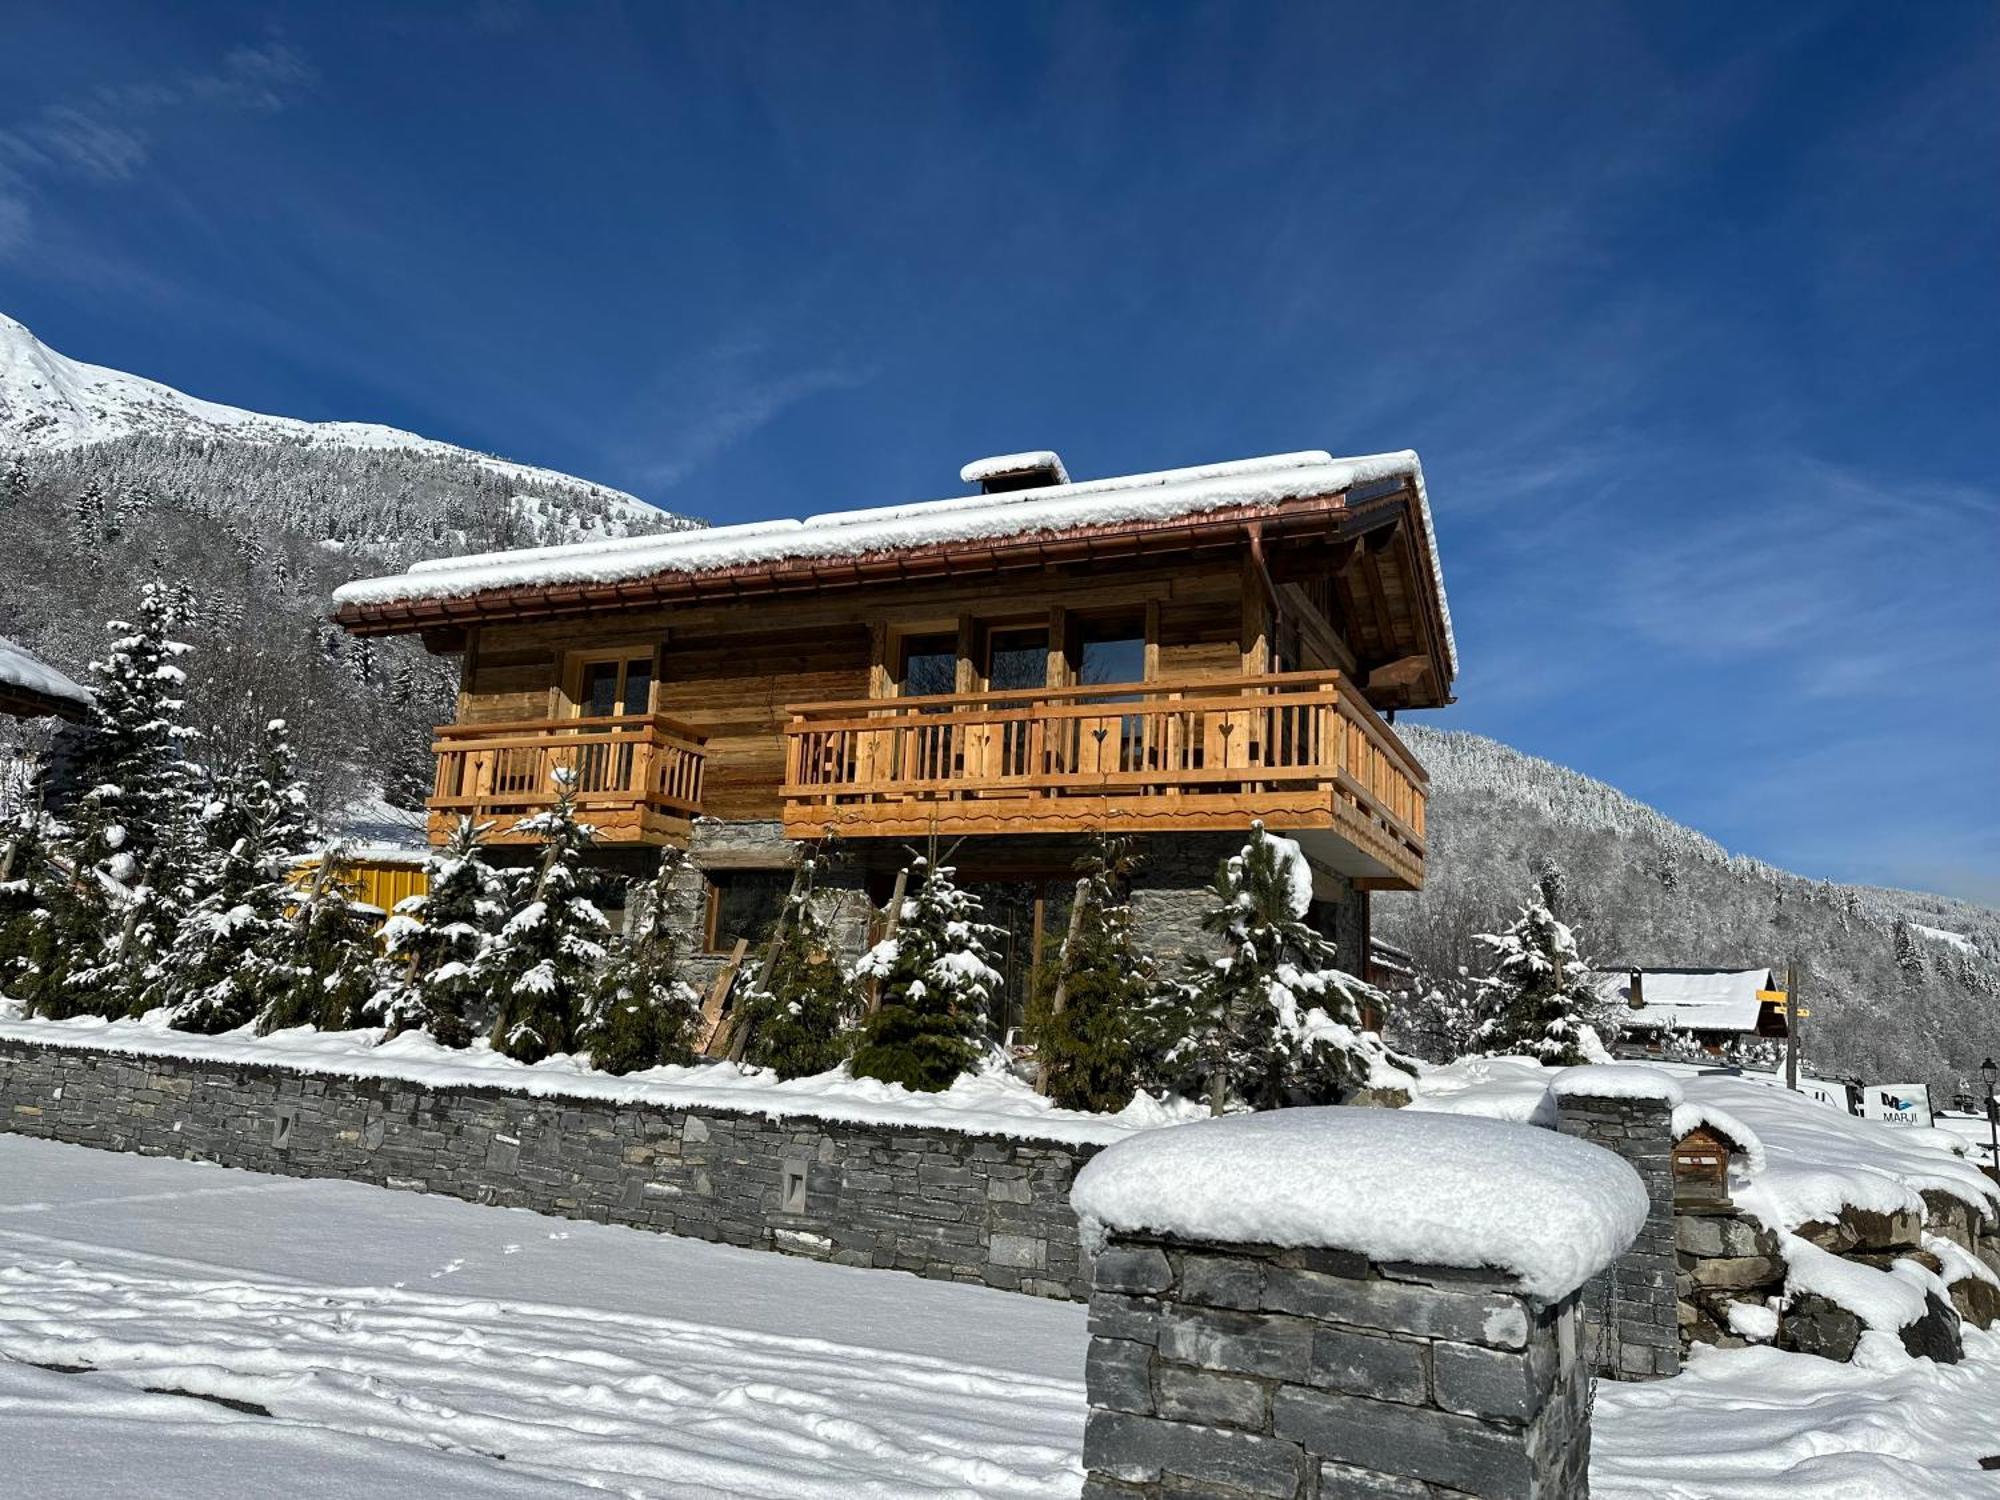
xmin=479 ymin=770 xmax=609 ymax=1063
xmin=253 ymin=844 xmax=384 ymax=1035
xmin=374 ymin=817 xmax=504 ymax=1046
xmin=849 ymin=855 xmax=1002 ymax=1092
xmin=583 ymin=851 xmax=703 ymax=1076
xmin=1147 ymin=823 xmax=1405 ymax=1113
xmin=25 ymin=584 xmax=201 ymax=1017
xmin=163 ymin=719 xmax=319 ymax=1033
xmin=1026 ymin=836 xmax=1151 ymax=1112
xmin=730 ymin=847 xmax=857 ymax=1080
xmin=1472 ymin=895 xmax=1609 ymax=1066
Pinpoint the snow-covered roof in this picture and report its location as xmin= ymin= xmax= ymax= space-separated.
xmin=1070 ymin=1106 xmax=1648 ymax=1299
xmin=1594 ymin=968 xmax=1776 ymax=1034
xmin=333 ymin=447 xmax=1458 ymax=676
xmin=0 ymin=635 xmax=91 ymax=716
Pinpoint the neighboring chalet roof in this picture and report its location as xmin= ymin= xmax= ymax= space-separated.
xmin=331 ymin=448 xmax=1458 ymax=705
xmin=0 ymin=635 xmax=91 ymax=721
xmin=1595 ymin=968 xmax=1779 ymax=1036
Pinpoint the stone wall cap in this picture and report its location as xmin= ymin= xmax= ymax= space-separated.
xmin=1070 ymin=1107 xmax=1649 ymax=1299
xmin=1549 ymin=1065 xmax=1684 ymax=1106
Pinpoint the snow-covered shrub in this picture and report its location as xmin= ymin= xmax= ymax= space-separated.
xmin=23 ymin=584 xmax=202 ymax=1017
xmin=849 ymin=855 xmax=1002 ymax=1093
xmin=479 ymin=770 xmax=608 ymax=1063
xmin=583 ymin=850 xmax=702 ymax=1076
xmin=375 ymin=816 xmax=505 ymax=1047
xmin=1145 ymin=822 xmax=1408 ymax=1113
xmin=253 ymin=843 xmax=385 ymax=1035
xmin=1472 ymin=895 xmax=1613 ymax=1066
xmin=729 ymin=848 xmax=858 ymax=1080
xmin=163 ymin=719 xmax=322 ymax=1033
xmin=1025 ymin=835 xmax=1152 ymax=1112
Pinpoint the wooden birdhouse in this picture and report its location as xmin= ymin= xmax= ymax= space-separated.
xmin=1672 ymin=1125 xmax=1735 ymax=1210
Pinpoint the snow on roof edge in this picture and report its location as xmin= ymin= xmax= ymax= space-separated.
xmin=0 ymin=635 xmax=92 ymax=709
xmin=335 ymin=448 xmax=1455 ymax=681
xmin=959 ymin=450 xmax=1069 ymax=485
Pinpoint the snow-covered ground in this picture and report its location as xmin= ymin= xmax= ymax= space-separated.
xmin=0 ymin=1007 xmax=1200 ymax=1145
xmin=0 ymin=1136 xmax=1085 ymax=1497
xmin=4 ymin=1132 xmax=1998 ymax=1496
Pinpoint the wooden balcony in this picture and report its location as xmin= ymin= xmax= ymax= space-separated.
xmin=780 ymin=670 xmax=1428 ymax=889
xmin=428 ymin=713 xmax=706 ymax=846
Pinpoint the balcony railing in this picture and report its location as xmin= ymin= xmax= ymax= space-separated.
xmin=780 ymin=670 xmax=1427 ymax=888
xmin=428 ymin=713 xmax=706 ymax=845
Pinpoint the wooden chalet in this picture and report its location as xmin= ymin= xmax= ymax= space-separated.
xmin=0 ymin=636 xmax=91 ymax=722
xmin=332 ymin=447 xmax=1457 ymax=1017
xmin=1597 ymin=968 xmax=1790 ymax=1058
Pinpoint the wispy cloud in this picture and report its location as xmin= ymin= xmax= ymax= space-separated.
xmin=0 ymin=40 xmax=312 ymax=253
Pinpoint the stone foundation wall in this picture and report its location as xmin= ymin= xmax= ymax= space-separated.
xmin=1083 ymin=1233 xmax=1592 ymax=1499
xmin=0 ymin=1038 xmax=1095 ymax=1299
xmin=1552 ymin=1091 xmax=1680 ymax=1381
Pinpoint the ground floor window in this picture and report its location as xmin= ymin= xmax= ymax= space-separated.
xmin=705 ymin=869 xmax=790 ymax=954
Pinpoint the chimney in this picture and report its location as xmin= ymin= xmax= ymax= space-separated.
xmin=1628 ymin=968 xmax=1645 ymax=1009
xmin=960 ymin=450 xmax=1070 ymax=495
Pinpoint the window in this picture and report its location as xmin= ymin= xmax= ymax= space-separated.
xmin=898 ymin=633 xmax=958 ymax=698
xmin=986 ymin=627 xmax=1049 ymax=692
xmin=1074 ymin=616 xmax=1145 ymax=690
xmin=575 ymin=653 xmax=654 ymax=718
xmin=706 ymin=870 xmax=790 ymax=954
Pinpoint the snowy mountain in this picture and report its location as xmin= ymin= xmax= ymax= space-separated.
xmin=1 ymin=312 xmax=660 ymax=525
xmin=1377 ymin=725 xmax=2000 ymax=1100
xmin=0 ymin=312 xmax=698 ymax=822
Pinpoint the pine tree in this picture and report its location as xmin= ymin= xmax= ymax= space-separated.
xmin=1893 ymin=918 xmax=1926 ymax=977
xmin=375 ymin=817 xmax=504 ymax=1047
xmin=163 ymin=719 xmax=319 ymax=1033
xmin=731 ymin=848 xmax=857 ymax=1080
xmin=849 ymin=855 xmax=1001 ymax=1092
xmin=1026 ymin=836 xmax=1152 ymax=1112
xmin=1145 ymin=823 xmax=1402 ymax=1112
xmin=28 ymin=584 xmax=201 ymax=1017
xmin=1472 ymin=895 xmax=1609 ymax=1065
xmin=584 ymin=851 xmax=703 ymax=1075
xmin=480 ymin=770 xmax=609 ymax=1063
xmin=254 ymin=844 xmax=384 ymax=1035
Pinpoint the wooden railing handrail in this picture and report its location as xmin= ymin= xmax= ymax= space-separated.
xmin=785 ymin=669 xmax=1350 ymax=715
xmin=433 ymin=711 xmax=708 ymax=745
xmin=785 ymin=669 xmax=1427 ymax=787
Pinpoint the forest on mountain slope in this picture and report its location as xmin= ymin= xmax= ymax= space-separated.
xmin=0 ymin=434 xmax=691 ymax=824
xmin=1375 ymin=725 xmax=1999 ymax=1102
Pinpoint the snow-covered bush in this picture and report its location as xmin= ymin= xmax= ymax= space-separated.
xmin=729 ymin=847 xmax=858 ymax=1080
xmin=1145 ymin=823 xmax=1408 ymax=1113
xmin=1026 ymin=835 xmax=1152 ymax=1112
xmin=163 ymin=719 xmax=321 ymax=1033
xmin=850 ymin=855 xmax=1002 ymax=1093
xmin=479 ymin=770 xmax=609 ymax=1063
xmin=583 ymin=850 xmax=702 ymax=1075
xmin=375 ymin=817 xmax=505 ymax=1047
xmin=253 ymin=843 xmax=385 ymax=1035
xmin=1472 ymin=895 xmax=1612 ymax=1066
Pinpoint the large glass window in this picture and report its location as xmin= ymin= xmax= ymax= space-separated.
xmin=1076 ymin=619 xmax=1145 ymax=689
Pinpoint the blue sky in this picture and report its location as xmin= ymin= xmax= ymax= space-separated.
xmin=3 ymin=2 xmax=1995 ymax=902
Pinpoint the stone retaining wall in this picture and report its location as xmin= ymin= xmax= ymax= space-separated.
xmin=0 ymin=1037 xmax=1094 ymax=1299
xmin=1082 ymin=1233 xmax=1593 ymax=1499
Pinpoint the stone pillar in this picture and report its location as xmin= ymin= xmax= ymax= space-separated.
xmin=1551 ymin=1087 xmax=1680 ymax=1381
xmin=1082 ymin=1237 xmax=1593 ymax=1499
xmin=1073 ymin=1109 xmax=1644 ymax=1499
